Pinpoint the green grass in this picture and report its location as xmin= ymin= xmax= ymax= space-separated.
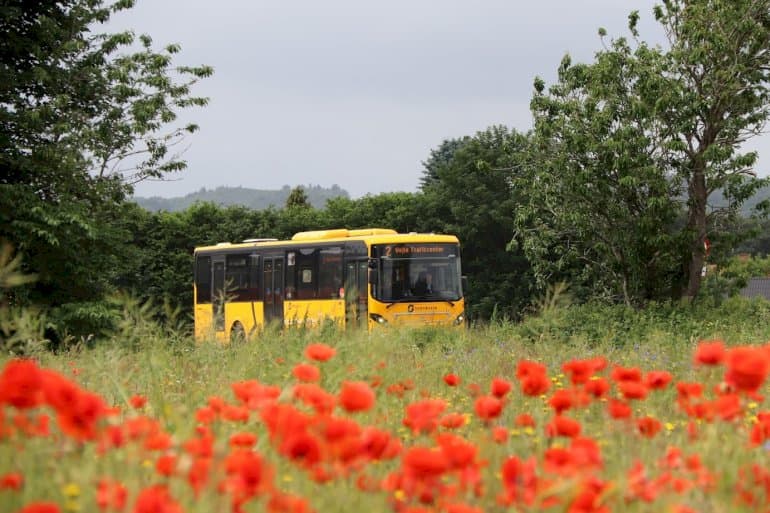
xmin=3 ymin=297 xmax=770 ymax=512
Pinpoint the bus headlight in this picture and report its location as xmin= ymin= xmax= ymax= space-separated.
xmin=454 ymin=313 xmax=465 ymax=326
xmin=369 ymin=314 xmax=388 ymax=325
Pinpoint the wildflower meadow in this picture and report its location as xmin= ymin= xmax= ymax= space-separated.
xmin=3 ymin=305 xmax=770 ymax=513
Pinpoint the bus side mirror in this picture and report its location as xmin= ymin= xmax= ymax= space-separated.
xmin=462 ymin=275 xmax=468 ymax=294
xmin=368 ymin=259 xmax=378 ymax=285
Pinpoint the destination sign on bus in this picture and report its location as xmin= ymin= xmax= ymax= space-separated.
xmin=377 ymin=244 xmax=456 ymax=258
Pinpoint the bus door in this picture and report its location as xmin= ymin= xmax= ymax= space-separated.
xmin=345 ymin=259 xmax=369 ymax=327
xmin=212 ymin=256 xmax=226 ymax=333
xmin=263 ymin=255 xmax=284 ymax=326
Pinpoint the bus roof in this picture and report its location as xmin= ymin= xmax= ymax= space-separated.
xmin=194 ymin=228 xmax=460 ymax=252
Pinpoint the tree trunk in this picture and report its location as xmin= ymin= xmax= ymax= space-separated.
xmin=684 ymin=166 xmax=707 ymax=300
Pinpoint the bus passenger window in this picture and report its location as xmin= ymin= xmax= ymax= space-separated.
xmin=319 ymin=247 xmax=343 ymax=298
xmin=195 ymin=256 xmax=212 ymax=304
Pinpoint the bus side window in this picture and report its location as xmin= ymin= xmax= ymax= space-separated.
xmin=248 ymin=253 xmax=260 ymax=301
xmin=195 ymin=256 xmax=212 ymax=304
xmin=319 ymin=247 xmax=343 ymax=298
xmin=296 ymin=248 xmax=318 ymax=299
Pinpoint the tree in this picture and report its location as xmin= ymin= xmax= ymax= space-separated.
xmin=285 ymin=186 xmax=311 ymax=209
xmin=0 ymin=0 xmax=211 ymax=338
xmin=650 ymin=0 xmax=770 ymax=299
xmin=517 ymin=0 xmax=770 ymax=304
xmin=322 ymin=193 xmax=421 ymax=233
xmin=420 ymin=137 xmax=471 ymax=188
xmin=421 ymin=126 xmax=534 ymax=320
xmin=517 ymin=47 xmax=684 ymax=305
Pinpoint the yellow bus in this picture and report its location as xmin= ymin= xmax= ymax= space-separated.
xmin=193 ymin=228 xmax=466 ymax=341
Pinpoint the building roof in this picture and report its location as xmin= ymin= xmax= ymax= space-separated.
xmin=739 ymin=277 xmax=770 ymax=301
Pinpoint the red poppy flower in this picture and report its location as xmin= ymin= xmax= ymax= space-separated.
xmin=224 ymin=449 xmax=271 ymax=499
xmin=194 ymin=406 xmax=216 ymax=424
xmin=607 ymin=399 xmax=632 ymax=419
xmin=266 ymin=491 xmax=312 ymax=513
xmin=304 ymin=343 xmax=336 ymax=362
xmin=548 ymin=389 xmax=574 ymax=414
xmin=543 ymin=447 xmax=577 ymax=475
xmin=293 ymin=383 xmax=336 ymax=415
xmin=644 ymin=371 xmax=672 ymax=390
xmin=500 ymin=454 xmax=538 ymax=506
xmin=221 ymin=404 xmax=250 ymax=422
xmin=17 ymin=503 xmax=61 ymax=513
xmin=750 ymin=412 xmax=770 ymax=446
xmin=516 ymin=360 xmax=551 ymax=396
xmin=694 ymin=339 xmax=726 ymax=366
xmin=155 ymin=455 xmax=177 ymax=477
xmin=676 ymin=381 xmax=704 ymax=400
xmin=545 ymin=415 xmax=582 ymax=438
xmin=618 ymin=380 xmax=648 ymax=401
xmin=96 ymin=478 xmax=128 ymax=512
xmin=584 ymin=377 xmax=610 ymax=398
xmin=515 ymin=413 xmax=536 ymax=427
xmin=134 ymin=485 xmax=183 ymax=513
xmin=435 ymin=432 xmax=478 ymax=469
xmin=714 ymin=393 xmax=742 ymax=421
xmin=402 ymin=446 xmax=449 ymax=478
xmin=292 ymin=363 xmax=321 ymax=383
xmin=443 ymin=373 xmax=461 ymax=386
xmin=725 ymin=346 xmax=770 ymax=393
xmin=403 ymin=398 xmax=447 ymax=434
xmin=439 ymin=412 xmax=465 ymax=429
xmin=129 ymin=395 xmax=147 ymax=409
xmin=562 ymin=357 xmax=605 ymax=385
xmin=231 ymin=380 xmax=281 ymax=410
xmin=361 ymin=426 xmax=401 ymax=460
xmin=339 ymin=381 xmax=375 ymax=413
xmin=474 ymin=395 xmax=503 ymax=421
xmin=445 ymin=503 xmax=484 ymax=513
xmin=611 ymin=366 xmax=642 ymax=383
xmin=259 ymin=403 xmax=311 ymax=444
xmin=0 ymin=359 xmax=43 ymax=409
xmin=0 ymin=472 xmax=23 ymax=490
xmin=490 ymin=377 xmax=512 ymax=398
xmin=229 ymin=431 xmax=258 ymax=448
xmin=143 ymin=431 xmax=172 ymax=451
xmin=570 ymin=437 xmax=603 ymax=469
xmin=492 ymin=426 xmax=509 ymax=443
xmin=568 ymin=477 xmax=608 ymax=512
xmin=56 ymin=389 xmax=107 ymax=441
xmin=636 ymin=416 xmax=662 ymax=438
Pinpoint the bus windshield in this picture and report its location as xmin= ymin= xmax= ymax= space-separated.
xmin=372 ymin=243 xmax=462 ymax=302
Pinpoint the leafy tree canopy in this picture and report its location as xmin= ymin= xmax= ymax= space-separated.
xmin=0 ymin=0 xmax=212 ymax=338
xmin=516 ymin=0 xmax=770 ymax=305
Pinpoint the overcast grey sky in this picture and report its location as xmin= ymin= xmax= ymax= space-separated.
xmin=112 ymin=1 xmax=769 ymax=199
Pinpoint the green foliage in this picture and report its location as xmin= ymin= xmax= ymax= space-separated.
xmin=0 ymin=0 xmax=211 ymax=339
xmin=0 ymin=244 xmax=47 ymax=354
xmin=701 ymin=254 xmax=770 ymax=301
xmin=420 ymin=126 xmax=535 ymax=320
xmin=285 ymin=186 xmax=312 ymax=209
xmin=517 ymin=0 xmax=770 ymax=304
xmin=322 ymin=192 xmax=422 ymax=233
xmin=514 ymin=294 xmax=770 ymax=349
xmin=735 ymin=217 xmax=770 ymax=256
xmin=47 ymin=301 xmax=121 ymax=345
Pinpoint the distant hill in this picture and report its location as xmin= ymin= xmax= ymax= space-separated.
xmin=132 ymin=184 xmax=350 ymax=212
